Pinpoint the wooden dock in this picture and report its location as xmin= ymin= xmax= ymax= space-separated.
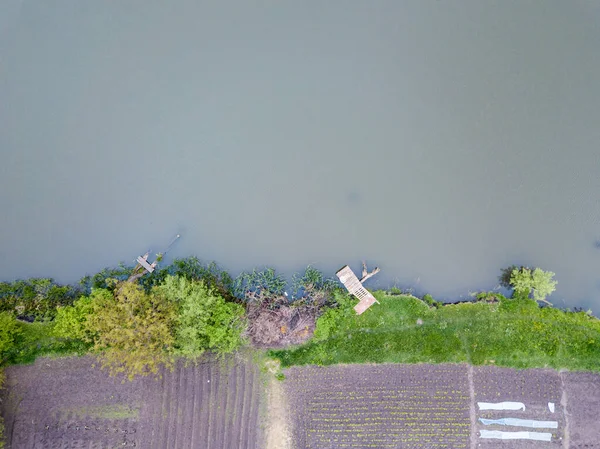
xmin=136 ymin=255 xmax=155 ymax=273
xmin=336 ymin=265 xmax=379 ymax=315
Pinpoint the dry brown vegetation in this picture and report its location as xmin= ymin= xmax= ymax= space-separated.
xmin=243 ymin=286 xmax=333 ymax=348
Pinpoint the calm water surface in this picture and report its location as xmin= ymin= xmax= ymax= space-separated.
xmin=1 ymin=1 xmax=600 ymax=310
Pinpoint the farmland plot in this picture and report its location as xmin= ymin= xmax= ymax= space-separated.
xmin=473 ymin=366 xmax=565 ymax=448
xmin=0 ymin=355 xmax=264 ymax=449
xmin=562 ymin=371 xmax=600 ymax=449
xmin=284 ymin=364 xmax=471 ymax=449
xmin=285 ymin=364 xmax=600 ymax=449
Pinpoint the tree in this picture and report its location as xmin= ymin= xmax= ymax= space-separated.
xmin=530 ymin=268 xmax=558 ymax=303
xmin=85 ymin=283 xmax=176 ymax=380
xmin=53 ymin=293 xmax=100 ymax=342
xmin=509 ymin=267 xmax=557 ymax=304
xmin=0 ymin=312 xmax=21 ymax=364
xmin=153 ymin=275 xmax=245 ymax=358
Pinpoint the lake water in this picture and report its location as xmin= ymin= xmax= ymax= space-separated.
xmin=1 ymin=1 xmax=600 ymax=311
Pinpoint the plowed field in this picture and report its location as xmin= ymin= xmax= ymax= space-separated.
xmin=0 ymin=355 xmax=264 ymax=449
xmin=2 ymin=358 xmax=600 ymax=449
xmin=284 ymin=364 xmax=600 ymax=449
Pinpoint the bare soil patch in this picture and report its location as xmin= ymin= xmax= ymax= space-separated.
xmin=0 ymin=354 xmax=264 ymax=449
xmin=473 ymin=366 xmax=565 ymax=449
xmin=562 ymin=371 xmax=600 ymax=449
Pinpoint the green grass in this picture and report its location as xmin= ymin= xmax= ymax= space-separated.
xmin=5 ymin=321 xmax=90 ymax=366
xmin=270 ymin=292 xmax=600 ymax=371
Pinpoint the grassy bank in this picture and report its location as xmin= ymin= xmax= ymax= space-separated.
xmin=270 ymin=292 xmax=600 ymax=371
xmin=3 ymin=321 xmax=89 ymax=366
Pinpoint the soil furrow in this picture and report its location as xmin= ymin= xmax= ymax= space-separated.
xmin=196 ymin=361 xmax=211 ymax=448
xmin=166 ymin=361 xmax=182 ymax=449
xmin=222 ymin=361 xmax=238 ymax=449
xmin=237 ymin=361 xmax=251 ymax=449
xmin=231 ymin=361 xmax=246 ymax=448
xmin=189 ymin=362 xmax=203 ymax=448
xmin=215 ymin=359 xmax=229 ymax=449
xmin=156 ymin=365 xmax=175 ymax=449
xmin=148 ymin=371 xmax=169 ymax=449
xmin=179 ymin=362 xmax=194 ymax=448
xmin=207 ymin=359 xmax=221 ymax=449
xmin=172 ymin=361 xmax=187 ymax=449
xmin=246 ymin=364 xmax=260 ymax=449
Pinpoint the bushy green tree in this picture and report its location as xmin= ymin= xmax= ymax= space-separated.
xmin=313 ymin=292 xmax=355 ymax=342
xmin=154 ymin=275 xmax=245 ymax=358
xmin=53 ymin=293 xmax=101 ymax=342
xmin=509 ymin=267 xmax=557 ymax=304
xmin=85 ymin=283 xmax=176 ymax=379
xmin=0 ymin=312 xmax=21 ymax=364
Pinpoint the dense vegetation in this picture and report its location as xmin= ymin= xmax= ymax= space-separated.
xmin=0 ymin=258 xmax=599 ymax=447
xmin=0 ymin=258 xmax=336 ymax=380
xmin=271 ymin=289 xmax=600 ymax=371
xmin=1 ymin=260 xmax=598 ymax=381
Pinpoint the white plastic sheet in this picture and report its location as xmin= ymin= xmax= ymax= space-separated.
xmin=480 ymin=430 xmax=552 ymax=441
xmin=479 ymin=417 xmax=558 ymax=428
xmin=477 ymin=401 xmax=526 ymax=411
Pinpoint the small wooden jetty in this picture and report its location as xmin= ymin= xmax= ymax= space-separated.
xmin=336 ymin=264 xmax=380 ymax=315
xmin=136 ymin=252 xmax=157 ymax=273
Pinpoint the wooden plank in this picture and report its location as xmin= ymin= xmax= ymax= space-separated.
xmin=354 ymin=295 xmax=378 ymax=315
xmin=336 ymin=265 xmax=362 ymax=293
xmin=136 ymin=256 xmax=155 ymax=273
xmin=336 ymin=265 xmax=379 ymax=315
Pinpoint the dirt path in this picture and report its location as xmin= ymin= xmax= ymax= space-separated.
xmin=265 ymin=377 xmax=292 ymax=449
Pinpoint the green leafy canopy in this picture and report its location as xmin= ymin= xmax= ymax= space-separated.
xmin=154 ymin=275 xmax=245 ymax=359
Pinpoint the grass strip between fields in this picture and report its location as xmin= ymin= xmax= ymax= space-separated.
xmin=270 ymin=293 xmax=600 ymax=371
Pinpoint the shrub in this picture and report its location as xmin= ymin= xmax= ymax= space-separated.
xmin=85 ymin=283 xmax=177 ymax=380
xmin=153 ymin=275 xmax=246 ymax=358
xmin=141 ymin=257 xmax=234 ymax=300
xmin=0 ymin=312 xmax=22 ymax=364
xmin=422 ymin=294 xmax=442 ymax=308
xmin=0 ymin=279 xmax=80 ymax=320
xmin=233 ymin=267 xmax=287 ymax=299
xmin=78 ymin=265 xmax=134 ymax=293
xmin=312 ymin=292 xmax=355 ymax=342
xmin=53 ymin=294 xmax=98 ymax=342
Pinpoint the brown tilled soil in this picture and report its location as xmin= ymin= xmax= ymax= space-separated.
xmin=0 ymin=354 xmax=264 ymax=449
xmin=2 ymin=358 xmax=600 ymax=449
xmin=562 ymin=371 xmax=600 ymax=449
xmin=284 ymin=364 xmax=472 ymax=449
xmin=473 ymin=366 xmax=565 ymax=449
xmin=284 ymin=364 xmax=600 ymax=449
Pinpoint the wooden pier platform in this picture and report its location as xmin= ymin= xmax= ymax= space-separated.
xmin=336 ymin=265 xmax=379 ymax=315
xmin=136 ymin=255 xmax=155 ymax=273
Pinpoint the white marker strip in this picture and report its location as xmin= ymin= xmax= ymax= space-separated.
xmin=477 ymin=401 xmax=526 ymax=411
xmin=480 ymin=430 xmax=551 ymax=441
xmin=479 ymin=417 xmax=558 ymax=428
